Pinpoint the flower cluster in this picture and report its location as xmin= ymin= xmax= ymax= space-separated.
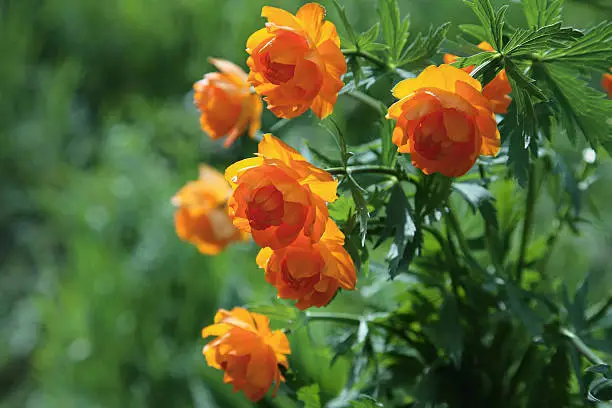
xmin=226 ymin=133 xmax=357 ymax=309
xmin=167 ymin=0 xmax=612 ymax=404
xmin=164 ymin=0 xmax=584 ymax=402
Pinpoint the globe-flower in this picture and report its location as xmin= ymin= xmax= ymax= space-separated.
xmin=386 ymin=64 xmax=500 ymax=177
xmin=194 ymin=58 xmax=263 ymax=147
xmin=202 ymin=307 xmax=290 ymax=402
xmin=444 ymin=42 xmax=512 ymax=114
xmin=246 ymin=3 xmax=346 ymax=119
xmin=172 ymin=165 xmax=245 ymax=254
xmin=225 ymin=134 xmax=337 ymax=249
xmin=603 ymin=68 xmax=612 ymax=99
xmin=256 ymin=218 xmax=356 ymax=310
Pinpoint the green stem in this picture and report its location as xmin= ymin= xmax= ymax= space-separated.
xmin=561 ymin=328 xmax=606 ymax=366
xmin=325 ymin=165 xmax=415 ymax=183
xmin=342 ymin=48 xmax=390 ymax=70
xmin=516 ymin=164 xmax=537 ymax=282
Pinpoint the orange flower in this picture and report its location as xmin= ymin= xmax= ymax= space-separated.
xmin=602 ymin=68 xmax=612 ymax=99
xmin=246 ymin=3 xmax=346 ymax=119
xmin=386 ymin=65 xmax=500 ymax=177
xmin=256 ymin=218 xmax=356 ymax=310
xmin=172 ymin=165 xmax=246 ymax=255
xmin=194 ymin=58 xmax=263 ymax=147
xmin=202 ymin=307 xmax=290 ymax=402
xmin=444 ymin=42 xmax=512 ymax=114
xmin=225 ymin=134 xmax=337 ymax=249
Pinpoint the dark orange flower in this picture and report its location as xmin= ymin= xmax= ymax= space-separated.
xmin=444 ymin=42 xmax=512 ymax=114
xmin=386 ymin=65 xmax=500 ymax=177
xmin=202 ymin=307 xmax=290 ymax=402
xmin=602 ymin=68 xmax=612 ymax=99
xmin=172 ymin=165 xmax=246 ymax=254
xmin=256 ymin=218 xmax=356 ymax=310
xmin=194 ymin=58 xmax=263 ymax=147
xmin=246 ymin=3 xmax=346 ymax=119
xmin=225 ymin=134 xmax=337 ymax=249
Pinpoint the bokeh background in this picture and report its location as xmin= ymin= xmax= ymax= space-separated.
xmin=1 ymin=0 xmax=611 ymax=407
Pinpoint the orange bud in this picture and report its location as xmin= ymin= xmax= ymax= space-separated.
xmin=194 ymin=58 xmax=263 ymax=147
xmin=256 ymin=218 xmax=356 ymax=310
xmin=202 ymin=307 xmax=290 ymax=402
xmin=602 ymin=69 xmax=612 ymax=99
xmin=443 ymin=42 xmax=512 ymax=114
xmin=386 ymin=65 xmax=500 ymax=177
xmin=225 ymin=134 xmax=337 ymax=249
xmin=172 ymin=165 xmax=246 ymax=254
xmin=246 ymin=3 xmax=347 ymax=119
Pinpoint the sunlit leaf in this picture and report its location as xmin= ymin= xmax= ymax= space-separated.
xmin=297 ymin=384 xmax=321 ymax=408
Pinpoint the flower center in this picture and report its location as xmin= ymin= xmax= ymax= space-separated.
xmin=263 ymin=53 xmax=296 ymax=84
xmin=246 ymin=185 xmax=285 ymax=230
xmin=279 ymin=248 xmax=322 ymax=290
xmin=413 ymin=111 xmax=446 ymax=160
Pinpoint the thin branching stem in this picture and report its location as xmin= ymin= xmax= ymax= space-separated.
xmin=341 ymin=48 xmax=390 ymax=70
xmin=560 ymin=328 xmax=606 ymax=366
xmin=325 ymin=165 xmax=416 ymax=184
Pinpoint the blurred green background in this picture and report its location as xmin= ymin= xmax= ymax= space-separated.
xmin=1 ymin=0 xmax=611 ymax=407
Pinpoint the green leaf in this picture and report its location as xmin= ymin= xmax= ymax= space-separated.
xmin=331 ymin=0 xmax=358 ymax=46
xmin=348 ymin=173 xmax=370 ymax=246
xmin=541 ymin=63 xmax=612 ymax=152
xmin=459 ymin=24 xmax=488 ymax=41
xmin=500 ymin=99 xmax=532 ymax=187
xmin=380 ymin=184 xmax=417 ymax=278
xmin=350 ymin=396 xmax=384 ymax=407
xmin=469 ymin=54 xmax=503 ymax=85
xmin=380 ymin=117 xmax=397 ymax=167
xmin=453 ymin=51 xmax=497 ymax=72
xmin=521 ymin=0 xmax=564 ymax=29
xmin=463 ymin=0 xmax=505 ymax=50
xmin=504 ymin=59 xmax=547 ymax=101
xmin=588 ymin=378 xmax=612 ymax=402
xmin=297 ymin=384 xmax=321 ymax=408
xmin=452 ymin=182 xmax=498 ymax=230
xmin=357 ymin=23 xmax=381 ymax=49
xmin=304 ymin=140 xmax=342 ymax=167
xmin=586 ymin=364 xmax=611 ymax=377
xmin=398 ymin=22 xmax=450 ymax=66
xmin=543 ymin=21 xmax=612 ymax=71
xmin=328 ymin=195 xmax=355 ymax=221
xmin=503 ymin=23 xmax=581 ymax=57
xmin=378 ymin=0 xmax=410 ymax=63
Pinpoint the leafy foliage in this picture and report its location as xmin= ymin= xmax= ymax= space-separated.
xmin=4 ymin=0 xmax=612 ymax=407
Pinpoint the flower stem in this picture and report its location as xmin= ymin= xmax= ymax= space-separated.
xmin=325 ymin=165 xmax=414 ymax=183
xmin=341 ymin=48 xmax=390 ymax=70
xmin=560 ymin=328 xmax=606 ymax=366
xmin=516 ymin=164 xmax=537 ymax=282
